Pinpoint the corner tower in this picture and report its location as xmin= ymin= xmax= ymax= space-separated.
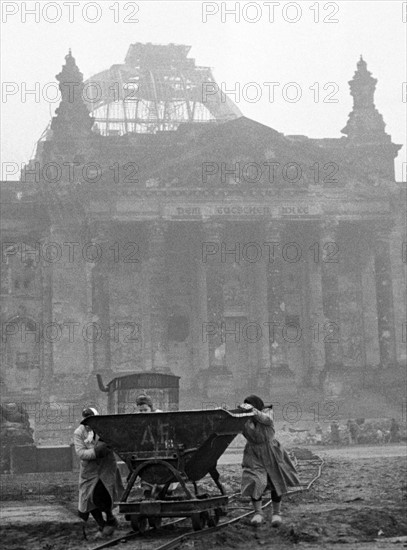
xmin=341 ymin=56 xmax=401 ymax=181
xmin=51 ymin=50 xmax=94 ymax=141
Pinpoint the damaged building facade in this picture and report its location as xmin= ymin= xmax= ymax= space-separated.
xmin=1 ymin=44 xmax=406 ymax=443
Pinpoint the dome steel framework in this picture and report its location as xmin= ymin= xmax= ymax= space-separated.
xmin=84 ymin=43 xmax=242 ymax=136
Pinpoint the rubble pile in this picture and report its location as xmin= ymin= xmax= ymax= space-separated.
xmin=277 ymin=418 xmax=406 ymax=446
xmin=353 ymin=419 xmax=406 ymax=444
xmin=0 ymin=403 xmax=34 ymax=472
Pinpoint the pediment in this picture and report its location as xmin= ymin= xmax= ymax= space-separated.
xmin=181 ymin=116 xmax=287 ymax=153
xmin=74 ymin=115 xmax=400 ymax=197
xmin=149 ymin=116 xmax=316 ymax=169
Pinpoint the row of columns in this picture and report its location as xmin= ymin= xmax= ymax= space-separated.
xmin=88 ymin=218 xmax=397 ymax=384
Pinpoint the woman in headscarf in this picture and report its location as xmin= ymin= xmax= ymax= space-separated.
xmin=239 ymin=395 xmax=300 ymax=527
xmin=136 ymin=394 xmax=161 ymax=413
xmin=73 ymin=407 xmax=124 ymax=539
xmin=135 ymin=395 xmax=178 ymax=498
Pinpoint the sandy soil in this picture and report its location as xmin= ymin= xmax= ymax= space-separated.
xmin=187 ymin=451 xmax=407 ymax=550
xmin=1 ymin=446 xmax=406 ymax=550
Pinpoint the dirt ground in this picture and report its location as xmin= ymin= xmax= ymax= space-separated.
xmin=1 ymin=446 xmax=406 ymax=550
xmin=191 ymin=454 xmax=407 ymax=550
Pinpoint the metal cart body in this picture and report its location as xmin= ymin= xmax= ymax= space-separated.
xmin=83 ymin=408 xmax=253 ymax=531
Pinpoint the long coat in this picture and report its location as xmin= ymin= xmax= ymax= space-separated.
xmin=241 ymin=408 xmax=300 ymax=499
xmin=73 ymin=424 xmax=124 ymax=513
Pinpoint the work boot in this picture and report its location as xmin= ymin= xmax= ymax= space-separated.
xmin=271 ymin=501 xmax=282 ymax=528
xmin=251 ymin=513 xmax=264 ymax=525
xmin=103 ymin=513 xmax=119 ymax=536
xmin=105 ymin=512 xmax=119 ymax=526
xmin=102 ymin=524 xmax=115 ymax=537
xmin=250 ymin=499 xmax=263 ymax=525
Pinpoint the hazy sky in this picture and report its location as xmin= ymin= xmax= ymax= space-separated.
xmin=1 ymin=0 xmax=406 ymax=180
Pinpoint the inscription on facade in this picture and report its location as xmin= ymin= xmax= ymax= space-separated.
xmin=279 ymin=204 xmax=322 ymax=216
xmin=281 ymin=206 xmax=309 ymax=215
xmin=165 ymin=204 xmax=320 ymax=218
xmin=215 ymin=206 xmax=271 ymax=215
xmin=175 ymin=207 xmax=202 ymax=216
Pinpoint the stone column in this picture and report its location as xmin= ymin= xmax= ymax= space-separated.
xmin=90 ymin=223 xmax=112 ymax=376
xmin=254 ymin=225 xmax=272 ymax=380
xmin=388 ymin=217 xmax=405 ymax=365
xmin=39 ymin=231 xmax=53 ymax=402
xmin=147 ymin=221 xmax=169 ymax=370
xmin=305 ymin=225 xmax=326 ymax=386
xmin=84 ymin=262 xmax=96 ymax=374
xmin=202 ymin=221 xmax=225 ymax=368
xmin=360 ymin=248 xmax=380 ymax=367
xmin=320 ymin=220 xmax=343 ymax=368
xmin=373 ymin=223 xmax=397 ymax=367
xmin=140 ymin=260 xmax=153 ymax=371
xmin=196 ymin=244 xmax=210 ymax=372
xmin=265 ymin=221 xmax=287 ymax=369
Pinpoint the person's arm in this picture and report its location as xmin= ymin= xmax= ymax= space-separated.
xmin=74 ymin=428 xmax=96 ymax=461
xmin=252 ymin=407 xmax=273 ymax=426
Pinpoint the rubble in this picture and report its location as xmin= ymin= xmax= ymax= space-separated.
xmin=0 ymin=403 xmax=34 ymax=472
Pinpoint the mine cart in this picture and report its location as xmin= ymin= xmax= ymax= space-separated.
xmin=83 ymin=408 xmax=253 ymax=531
xmin=97 ymin=372 xmax=180 ymax=414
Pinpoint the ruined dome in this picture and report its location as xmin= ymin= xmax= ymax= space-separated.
xmin=84 ymin=42 xmax=242 ymax=136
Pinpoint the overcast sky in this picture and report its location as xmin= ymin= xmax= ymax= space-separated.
xmin=1 ymin=0 xmax=406 ymax=180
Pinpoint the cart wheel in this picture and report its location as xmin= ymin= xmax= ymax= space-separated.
xmin=148 ymin=516 xmax=162 ymax=529
xmin=130 ymin=516 xmax=148 ymax=533
xmin=207 ymin=508 xmax=221 ymax=527
xmin=191 ymin=512 xmax=207 ymax=531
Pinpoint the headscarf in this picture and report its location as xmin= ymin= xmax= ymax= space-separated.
xmin=82 ymin=407 xmax=99 ymax=418
xmin=82 ymin=407 xmax=99 ymax=442
xmin=243 ymin=395 xmax=265 ymax=411
xmin=136 ymin=394 xmax=154 ymax=410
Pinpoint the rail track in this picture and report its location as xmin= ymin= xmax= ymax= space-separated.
xmin=89 ymin=449 xmax=324 ymax=550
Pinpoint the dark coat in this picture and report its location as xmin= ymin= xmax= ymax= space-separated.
xmin=241 ymin=407 xmax=300 ymax=499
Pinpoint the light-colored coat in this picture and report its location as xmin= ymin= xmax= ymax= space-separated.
xmin=73 ymin=424 xmax=124 ymax=513
xmin=241 ymin=408 xmax=300 ymax=499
